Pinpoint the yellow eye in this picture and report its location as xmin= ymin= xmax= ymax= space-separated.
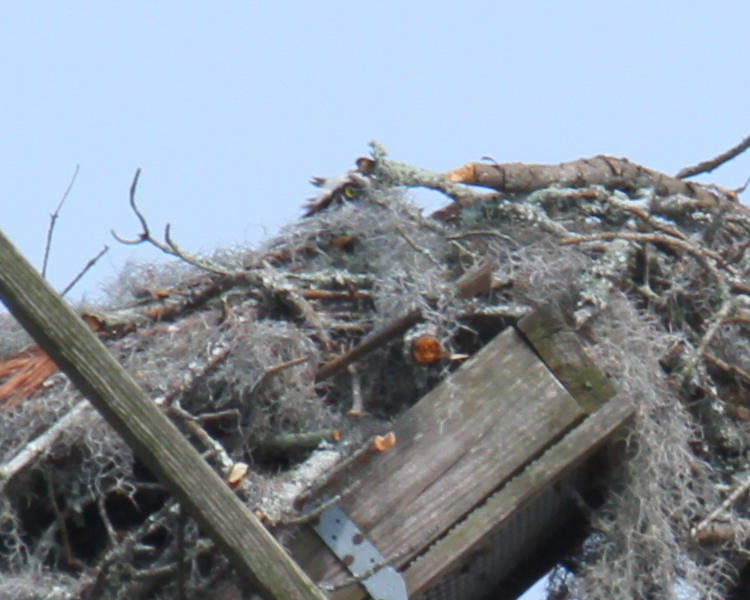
xmin=342 ymin=185 xmax=358 ymax=199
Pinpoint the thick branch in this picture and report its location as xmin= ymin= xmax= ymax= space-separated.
xmin=447 ymin=155 xmax=730 ymax=207
xmin=364 ymin=141 xmax=489 ymax=204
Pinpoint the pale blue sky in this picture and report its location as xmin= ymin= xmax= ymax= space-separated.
xmin=3 ymin=2 xmax=750 ymax=303
xmin=3 ymin=3 xmax=748 ymax=597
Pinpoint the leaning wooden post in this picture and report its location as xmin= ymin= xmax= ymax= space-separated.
xmin=0 ymin=229 xmax=326 ymax=600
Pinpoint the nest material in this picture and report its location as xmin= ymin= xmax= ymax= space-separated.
xmin=2 ymin=145 xmax=750 ymax=599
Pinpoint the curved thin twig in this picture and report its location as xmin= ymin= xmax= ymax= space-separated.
xmin=42 ymin=164 xmax=80 ymax=277
xmin=676 ymin=133 xmax=750 ymax=179
xmin=112 ymin=168 xmax=235 ymax=277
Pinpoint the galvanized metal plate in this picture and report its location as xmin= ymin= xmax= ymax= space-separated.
xmin=312 ymin=504 xmax=408 ymax=600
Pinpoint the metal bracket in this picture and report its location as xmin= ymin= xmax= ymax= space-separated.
xmin=312 ymin=504 xmax=408 ymax=600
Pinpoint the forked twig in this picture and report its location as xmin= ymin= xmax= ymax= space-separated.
xmin=112 ymin=168 xmax=235 ymax=277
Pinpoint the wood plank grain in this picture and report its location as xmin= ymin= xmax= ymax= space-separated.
xmin=406 ymin=397 xmax=634 ymax=597
xmin=517 ymin=304 xmax=616 ymax=413
xmin=296 ymin=328 xmax=586 ymax=597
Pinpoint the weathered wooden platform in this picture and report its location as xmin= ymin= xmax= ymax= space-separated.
xmin=292 ymin=307 xmax=633 ymax=600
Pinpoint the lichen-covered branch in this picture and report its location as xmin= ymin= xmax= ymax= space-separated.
xmin=448 ymin=154 xmax=734 ymax=207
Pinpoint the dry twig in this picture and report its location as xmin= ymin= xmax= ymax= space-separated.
xmin=112 ymin=169 xmax=235 ymax=277
xmin=676 ymin=133 xmax=750 ymax=179
xmin=691 ymin=471 xmax=750 ymax=540
xmin=60 ymin=245 xmax=109 ymax=298
xmin=293 ymin=432 xmax=397 ymax=511
xmin=314 ymin=309 xmax=423 ymax=382
xmin=258 ymin=429 xmax=342 ymax=452
xmin=0 ymin=400 xmax=90 ymax=492
xmin=42 ymin=164 xmax=80 ymax=278
xmin=677 ymin=297 xmax=737 ymax=386
xmin=560 ymin=231 xmax=730 ymax=283
xmin=249 ymin=355 xmax=311 ymax=396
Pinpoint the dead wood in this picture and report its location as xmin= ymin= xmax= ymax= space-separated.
xmin=445 ymin=154 xmax=735 ymax=206
xmin=112 ymin=168 xmax=237 ymax=277
xmin=42 ymin=164 xmax=79 ymax=279
xmin=676 ymin=132 xmax=750 ymax=179
xmin=314 ymin=309 xmax=423 ymax=382
xmin=60 ymin=244 xmax=109 ymax=298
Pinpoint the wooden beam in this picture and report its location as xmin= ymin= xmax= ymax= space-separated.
xmin=517 ymin=304 xmax=616 ymax=413
xmin=0 ymin=229 xmax=326 ymax=600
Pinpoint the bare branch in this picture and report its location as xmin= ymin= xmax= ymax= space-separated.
xmin=676 ymin=133 xmax=750 ymax=179
xmin=112 ymin=168 xmax=236 ymax=277
xmin=365 ymin=141 xmax=488 ymax=204
xmin=157 ymin=347 xmax=232 ymax=408
xmin=42 ymin=164 xmax=80 ymax=278
xmin=176 ymin=503 xmax=187 ymax=600
xmin=168 ymin=400 xmax=235 ymax=475
xmin=445 ymin=154 xmax=729 ymax=206
xmin=447 ymin=229 xmax=520 ymax=247
xmin=0 ymin=400 xmax=91 ymax=492
xmin=734 ymin=173 xmax=750 ymax=195
xmin=97 ymin=492 xmax=118 ymax=545
xmin=249 ymin=355 xmax=311 ymax=396
xmin=704 ymin=352 xmax=750 ymax=388
xmin=127 ymin=167 xmax=148 ymax=239
xmin=45 ymin=468 xmax=85 ymax=570
xmin=163 ymin=223 xmax=235 ymax=277
xmin=346 ymin=363 xmax=366 ymax=416
xmin=293 ymin=432 xmax=397 ymax=511
xmin=60 ymin=245 xmax=109 ymax=298
xmin=314 ymin=309 xmax=423 ymax=382
xmin=692 ymin=470 xmax=750 ymax=539
xmin=393 ymin=223 xmax=442 ymax=267
xmin=560 ymin=231 xmax=730 ymax=282
xmin=258 ymin=429 xmax=342 ymax=452
xmin=677 ymin=297 xmax=737 ymax=387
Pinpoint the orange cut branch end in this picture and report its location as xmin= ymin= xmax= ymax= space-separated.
xmin=445 ymin=163 xmax=477 ymax=184
xmin=372 ymin=432 xmax=396 ymax=452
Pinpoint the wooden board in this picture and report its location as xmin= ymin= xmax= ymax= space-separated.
xmin=294 ymin=327 xmax=589 ymax=597
xmin=517 ymin=304 xmax=616 ymax=413
xmin=409 ymin=397 xmax=633 ymax=599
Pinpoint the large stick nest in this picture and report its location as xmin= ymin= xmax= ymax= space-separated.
xmin=2 ymin=143 xmax=750 ymax=599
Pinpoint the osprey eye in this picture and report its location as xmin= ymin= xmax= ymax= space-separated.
xmin=342 ymin=184 xmax=358 ymax=199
